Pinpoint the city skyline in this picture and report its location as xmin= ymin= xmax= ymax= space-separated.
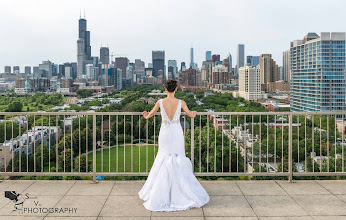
xmin=1 ymin=0 xmax=346 ymax=70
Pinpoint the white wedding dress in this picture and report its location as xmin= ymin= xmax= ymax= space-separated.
xmin=138 ymin=98 xmax=210 ymax=212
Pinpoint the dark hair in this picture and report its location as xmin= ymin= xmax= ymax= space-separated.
xmin=165 ymin=80 xmax=178 ymax=92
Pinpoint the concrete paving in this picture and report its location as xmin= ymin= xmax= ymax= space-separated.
xmin=0 ymin=180 xmax=345 ymax=219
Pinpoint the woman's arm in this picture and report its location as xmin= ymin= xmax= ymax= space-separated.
xmin=142 ymin=100 xmax=160 ymax=119
xmin=181 ymin=100 xmax=197 ymax=118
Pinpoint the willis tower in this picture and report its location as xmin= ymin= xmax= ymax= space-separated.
xmin=77 ymin=13 xmax=92 ymax=78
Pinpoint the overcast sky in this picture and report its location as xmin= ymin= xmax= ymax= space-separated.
xmin=1 ymin=0 xmax=345 ymax=71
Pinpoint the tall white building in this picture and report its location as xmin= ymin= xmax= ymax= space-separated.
xmin=238 ymin=66 xmax=262 ymax=101
xmin=282 ymin=50 xmax=291 ymax=82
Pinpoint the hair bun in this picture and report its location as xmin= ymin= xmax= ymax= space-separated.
xmin=165 ymin=79 xmax=178 ymax=92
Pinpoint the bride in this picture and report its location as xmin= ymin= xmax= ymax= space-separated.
xmin=138 ymin=79 xmax=210 ymax=212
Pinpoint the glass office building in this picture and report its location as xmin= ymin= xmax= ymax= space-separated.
xmin=290 ymin=32 xmax=346 ymax=112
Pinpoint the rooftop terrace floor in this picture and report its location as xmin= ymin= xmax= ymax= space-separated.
xmin=0 ymin=180 xmax=346 ymax=219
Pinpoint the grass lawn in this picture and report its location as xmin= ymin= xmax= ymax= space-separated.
xmin=88 ymin=144 xmax=159 ymax=173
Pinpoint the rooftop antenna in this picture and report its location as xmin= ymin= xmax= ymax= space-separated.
xmin=79 ymin=9 xmax=81 ymax=19
xmin=84 ymin=9 xmax=86 ymax=19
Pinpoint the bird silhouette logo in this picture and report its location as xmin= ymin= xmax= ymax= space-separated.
xmin=4 ymin=191 xmax=37 ymax=213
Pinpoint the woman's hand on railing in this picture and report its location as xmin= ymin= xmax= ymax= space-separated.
xmin=142 ymin=111 xmax=149 ymax=119
xmin=190 ymin=111 xmax=197 ymax=118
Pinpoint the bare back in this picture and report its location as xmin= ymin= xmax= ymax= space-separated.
xmin=161 ymin=98 xmax=180 ymax=121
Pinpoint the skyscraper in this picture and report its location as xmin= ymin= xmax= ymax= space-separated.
xmin=77 ymin=38 xmax=86 ymax=78
xmin=133 ymin=59 xmax=145 ymax=80
xmin=168 ymin=60 xmax=178 ymax=77
xmin=212 ymin=65 xmax=230 ymax=87
xmin=78 ymin=17 xmax=91 ymax=60
xmin=252 ymin=56 xmax=260 ymax=66
xmin=24 ymin=66 xmax=31 ymax=75
xmin=77 ymin=16 xmax=92 ymax=78
xmin=152 ymin=51 xmax=165 ymax=77
xmin=13 ymin=66 xmax=20 ymax=73
xmin=190 ymin=47 xmax=194 ymax=68
xmin=238 ymin=66 xmax=262 ymax=101
xmin=246 ymin=55 xmax=260 ymax=66
xmin=282 ymin=50 xmax=290 ymax=82
xmin=227 ymin=53 xmax=232 ymax=72
xmin=101 ymin=64 xmax=115 ymax=87
xmin=4 ymin=66 xmax=11 ymax=74
xmin=180 ymin=62 xmax=186 ymax=72
xmin=212 ymin=54 xmax=220 ymax=62
xmin=39 ymin=60 xmax=53 ymax=78
xmin=168 ymin=66 xmax=174 ymax=79
xmin=246 ymin=56 xmax=253 ymax=65
xmin=206 ymin=51 xmax=212 ymax=61
xmin=115 ymin=57 xmax=129 ymax=79
xmin=290 ymin=32 xmax=346 ymax=112
xmin=100 ymin=47 xmax=110 ymax=65
xmin=237 ymin=44 xmax=245 ymax=73
xmin=179 ymin=68 xmax=197 ymax=86
xmin=259 ymin=54 xmax=280 ymax=90
xmin=33 ymin=66 xmax=39 ymax=75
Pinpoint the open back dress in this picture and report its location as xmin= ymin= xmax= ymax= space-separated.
xmin=138 ymin=98 xmax=210 ymax=212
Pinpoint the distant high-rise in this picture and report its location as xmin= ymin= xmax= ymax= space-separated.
xmin=85 ymin=64 xmax=95 ymax=81
xmin=238 ymin=66 xmax=262 ymax=101
xmin=71 ymin=63 xmax=77 ymax=79
xmin=259 ymin=54 xmax=280 ymax=91
xmin=101 ymin=64 xmax=115 ymax=87
xmin=100 ymin=47 xmax=109 ymax=65
xmin=4 ymin=66 xmax=11 ymax=74
xmin=247 ymin=55 xmax=260 ymax=66
xmin=134 ymin=59 xmax=145 ymax=71
xmin=168 ymin=60 xmax=178 ymax=77
xmin=39 ymin=61 xmax=53 ymax=78
xmin=168 ymin=66 xmax=174 ymax=79
xmin=212 ymin=54 xmax=220 ymax=62
xmin=33 ymin=66 xmax=39 ymax=75
xmin=252 ymin=56 xmax=260 ymax=66
xmin=58 ymin=64 xmax=65 ymax=78
xmin=115 ymin=57 xmax=129 ymax=79
xmin=24 ymin=66 xmax=31 ymax=75
xmin=180 ymin=62 xmax=186 ymax=72
xmin=13 ymin=66 xmax=20 ymax=73
xmin=78 ymin=17 xmax=91 ymax=60
xmin=290 ymin=32 xmax=346 ymax=112
xmin=227 ymin=53 xmax=232 ymax=72
xmin=246 ymin=56 xmax=253 ymax=65
xmin=206 ymin=51 xmax=212 ymax=61
xmin=152 ymin=51 xmax=165 ymax=77
xmin=77 ymin=38 xmax=86 ymax=78
xmin=282 ymin=50 xmax=290 ymax=82
xmin=237 ymin=44 xmax=245 ymax=72
xmin=77 ymin=15 xmax=92 ymax=78
xmin=212 ymin=64 xmax=230 ymax=87
xmin=179 ymin=68 xmax=197 ymax=86
xmin=190 ymin=47 xmax=194 ymax=68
